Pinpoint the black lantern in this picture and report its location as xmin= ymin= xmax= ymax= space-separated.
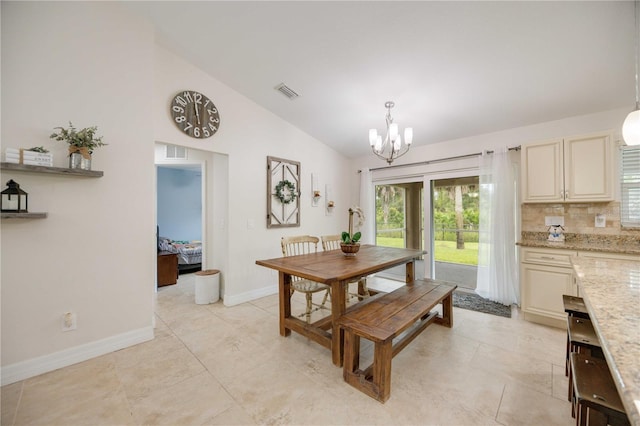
xmin=1 ymin=180 xmax=28 ymax=213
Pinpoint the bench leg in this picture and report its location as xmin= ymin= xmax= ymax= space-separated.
xmin=435 ymin=292 xmax=454 ymax=328
xmin=342 ymin=334 xmax=393 ymax=403
xmin=372 ymin=340 xmax=393 ymax=403
xmin=343 ymin=329 xmax=360 ymax=376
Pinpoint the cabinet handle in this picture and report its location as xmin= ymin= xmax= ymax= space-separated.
xmin=541 ymin=256 xmax=556 ymax=260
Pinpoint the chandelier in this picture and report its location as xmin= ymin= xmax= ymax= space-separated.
xmin=369 ymin=101 xmax=413 ymax=164
xmin=623 ymin=0 xmax=640 ymax=145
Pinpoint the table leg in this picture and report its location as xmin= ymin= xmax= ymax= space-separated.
xmin=331 ymin=280 xmax=347 ymax=366
xmin=406 ymin=260 xmax=415 ymax=284
xmin=279 ymin=271 xmax=291 ymax=337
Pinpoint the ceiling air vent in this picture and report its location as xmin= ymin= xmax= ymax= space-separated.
xmin=165 ymin=144 xmax=187 ymax=160
xmin=275 ymin=83 xmax=300 ymax=100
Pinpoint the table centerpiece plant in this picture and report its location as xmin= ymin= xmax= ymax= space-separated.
xmin=50 ymin=122 xmax=107 ymax=170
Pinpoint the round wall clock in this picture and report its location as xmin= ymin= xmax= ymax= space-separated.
xmin=170 ymin=90 xmax=220 ymax=139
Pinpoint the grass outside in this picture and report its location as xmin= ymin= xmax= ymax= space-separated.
xmin=376 ymin=237 xmax=479 ymax=266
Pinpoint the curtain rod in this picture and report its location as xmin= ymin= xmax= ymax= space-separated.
xmin=362 ymin=145 xmax=521 ymax=172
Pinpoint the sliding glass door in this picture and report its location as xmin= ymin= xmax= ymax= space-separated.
xmin=431 ymin=176 xmax=479 ymax=291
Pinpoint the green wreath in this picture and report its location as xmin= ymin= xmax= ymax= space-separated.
xmin=274 ymin=180 xmax=297 ymax=204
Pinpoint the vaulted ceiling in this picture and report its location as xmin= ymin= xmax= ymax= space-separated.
xmin=126 ymin=1 xmax=636 ymax=158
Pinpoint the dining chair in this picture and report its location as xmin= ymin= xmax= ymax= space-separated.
xmin=320 ymin=234 xmax=370 ymax=300
xmin=281 ymin=235 xmax=331 ymax=323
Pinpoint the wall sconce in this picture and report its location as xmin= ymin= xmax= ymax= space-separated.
xmin=325 ymin=184 xmax=334 ymax=216
xmin=311 ymin=173 xmax=321 ymax=207
xmin=1 ymin=179 xmax=28 ymax=212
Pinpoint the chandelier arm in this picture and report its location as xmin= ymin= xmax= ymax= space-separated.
xmin=371 ymin=146 xmax=392 ymax=163
xmin=393 ymin=145 xmax=411 ymax=160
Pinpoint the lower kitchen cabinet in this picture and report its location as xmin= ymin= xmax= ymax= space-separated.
xmin=520 ymin=246 xmax=638 ymax=328
xmin=520 ymin=247 xmax=578 ymax=328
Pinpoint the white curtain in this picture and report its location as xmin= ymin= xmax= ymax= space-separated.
xmin=476 ymin=148 xmax=519 ymax=306
xmin=359 ymin=168 xmax=375 ymax=244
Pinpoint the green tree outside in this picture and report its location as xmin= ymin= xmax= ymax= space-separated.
xmin=375 ymin=183 xmax=479 ymax=265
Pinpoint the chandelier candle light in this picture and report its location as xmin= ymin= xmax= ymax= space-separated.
xmin=623 ymin=0 xmax=640 ymax=145
xmin=369 ymin=101 xmax=413 ymax=164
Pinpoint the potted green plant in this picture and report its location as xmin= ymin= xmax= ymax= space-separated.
xmin=50 ymin=122 xmax=106 ymax=170
xmin=340 ymin=207 xmax=365 ymax=256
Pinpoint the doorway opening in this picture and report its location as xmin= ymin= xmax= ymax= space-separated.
xmin=432 ymin=176 xmax=479 ymax=291
xmin=156 ymin=164 xmax=203 ymax=275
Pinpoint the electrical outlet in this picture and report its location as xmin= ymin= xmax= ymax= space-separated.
xmin=61 ymin=312 xmax=77 ymax=332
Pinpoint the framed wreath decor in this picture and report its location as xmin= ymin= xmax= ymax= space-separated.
xmin=267 ymin=156 xmax=300 ymax=228
xmin=274 ymin=180 xmax=297 ymax=204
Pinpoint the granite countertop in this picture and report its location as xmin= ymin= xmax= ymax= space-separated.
xmin=518 ymin=232 xmax=640 ymax=255
xmin=571 ymin=256 xmax=640 ymax=426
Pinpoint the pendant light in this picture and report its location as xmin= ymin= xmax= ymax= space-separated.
xmin=369 ymin=101 xmax=413 ymax=164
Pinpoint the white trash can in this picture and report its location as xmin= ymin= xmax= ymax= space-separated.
xmin=195 ymin=269 xmax=220 ymax=304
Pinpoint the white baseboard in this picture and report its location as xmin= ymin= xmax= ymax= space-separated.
xmin=1 ymin=326 xmax=154 ymax=386
xmin=223 ymin=284 xmax=277 ymax=306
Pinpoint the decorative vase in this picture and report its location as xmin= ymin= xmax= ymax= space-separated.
xmin=340 ymin=243 xmax=360 ymax=257
xmin=69 ymin=152 xmax=91 ymax=170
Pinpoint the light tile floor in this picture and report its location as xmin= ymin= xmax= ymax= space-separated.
xmin=2 ymin=274 xmax=574 ymax=425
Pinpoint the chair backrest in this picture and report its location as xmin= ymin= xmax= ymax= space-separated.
xmin=281 ymin=235 xmax=319 ymax=257
xmin=321 ymin=234 xmax=342 ymax=251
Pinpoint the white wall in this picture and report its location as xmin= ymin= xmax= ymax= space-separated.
xmin=1 ymin=2 xmax=156 ymax=383
xmin=153 ymin=46 xmax=352 ymax=305
xmin=157 ymin=167 xmax=202 ymax=241
xmin=1 ymin=2 xmax=353 ymax=384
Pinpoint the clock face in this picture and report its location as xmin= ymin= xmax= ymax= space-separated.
xmin=170 ymin=90 xmax=220 ymax=139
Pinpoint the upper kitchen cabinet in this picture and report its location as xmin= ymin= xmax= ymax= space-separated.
xmin=521 ymin=132 xmax=615 ymax=203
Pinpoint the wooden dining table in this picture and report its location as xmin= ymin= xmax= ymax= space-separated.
xmin=255 ymin=244 xmax=425 ymax=366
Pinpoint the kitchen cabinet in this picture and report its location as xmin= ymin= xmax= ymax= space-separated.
xmin=520 ymin=246 xmax=638 ymax=328
xmin=520 ymin=247 xmax=578 ymax=328
xmin=520 ymin=132 xmax=615 ymax=203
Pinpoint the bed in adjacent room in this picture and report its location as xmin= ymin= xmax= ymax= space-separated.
xmin=158 ymin=236 xmax=202 ymax=273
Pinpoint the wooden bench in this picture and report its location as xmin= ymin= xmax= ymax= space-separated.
xmin=337 ymin=278 xmax=457 ymax=403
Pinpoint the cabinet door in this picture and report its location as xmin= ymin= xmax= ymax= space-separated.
xmin=521 ymin=139 xmax=564 ymax=202
xmin=564 ymin=132 xmax=614 ymax=202
xmin=521 ymin=262 xmax=575 ymax=321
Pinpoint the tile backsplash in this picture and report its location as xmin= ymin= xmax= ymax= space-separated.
xmin=521 ymin=201 xmax=638 ymax=237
